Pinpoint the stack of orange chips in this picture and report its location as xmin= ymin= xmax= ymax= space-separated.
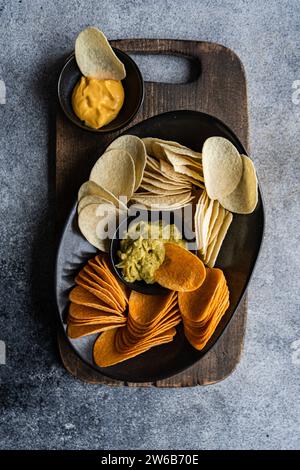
xmin=178 ymin=267 xmax=229 ymax=350
xmin=67 ymin=254 xmax=128 ymax=339
xmin=93 ymin=290 xmax=181 ymax=367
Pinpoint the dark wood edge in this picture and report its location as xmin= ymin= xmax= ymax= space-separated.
xmin=56 ymin=39 xmax=249 ymax=387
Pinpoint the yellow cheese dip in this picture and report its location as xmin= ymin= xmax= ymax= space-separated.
xmin=72 ymin=76 xmax=124 ymax=129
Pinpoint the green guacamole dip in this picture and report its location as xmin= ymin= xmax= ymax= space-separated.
xmin=116 ymin=221 xmax=185 ymax=284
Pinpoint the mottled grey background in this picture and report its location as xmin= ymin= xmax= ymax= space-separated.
xmin=0 ymin=0 xmax=299 ymax=450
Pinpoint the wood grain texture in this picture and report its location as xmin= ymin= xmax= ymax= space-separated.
xmin=56 ymin=39 xmax=248 ymax=387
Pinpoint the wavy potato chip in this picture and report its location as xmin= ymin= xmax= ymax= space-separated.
xmin=106 ymin=135 xmax=146 ymax=191
xmin=75 ymin=27 xmax=126 ymax=80
xmin=219 ymin=155 xmax=258 ymax=214
xmin=202 ymin=136 xmax=243 ymax=199
xmin=90 ymin=149 xmax=135 ymax=199
xmin=154 ymin=243 xmax=206 ymax=292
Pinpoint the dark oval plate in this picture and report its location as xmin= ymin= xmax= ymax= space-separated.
xmin=55 ymin=110 xmax=264 ymax=383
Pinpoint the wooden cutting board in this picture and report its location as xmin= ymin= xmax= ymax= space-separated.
xmin=56 ymin=39 xmax=248 ymax=387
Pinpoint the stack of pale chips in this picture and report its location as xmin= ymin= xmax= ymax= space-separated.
xmin=178 ymin=267 xmax=229 ymax=350
xmin=93 ymin=290 xmax=181 ymax=367
xmin=143 ymin=138 xmax=204 ymax=188
xmin=131 ymin=138 xmax=204 ymax=210
xmin=195 ymin=190 xmax=233 ymax=267
xmin=77 ymin=135 xmax=147 ymax=250
xmin=67 ymin=254 xmax=128 ymax=339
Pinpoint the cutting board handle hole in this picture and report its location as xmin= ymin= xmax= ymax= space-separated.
xmin=129 ymin=53 xmax=200 ymax=84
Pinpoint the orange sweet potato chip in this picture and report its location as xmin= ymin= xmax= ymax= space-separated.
xmin=67 ymin=321 xmax=124 ymax=339
xmin=179 ymin=267 xmax=230 ymax=350
xmin=92 ymin=286 xmax=180 ymax=367
xmin=75 ymin=277 xmax=122 ymax=311
xmin=83 ymin=265 xmax=126 ymax=309
xmin=178 ymin=268 xmax=224 ymax=322
xmin=69 ymin=303 xmax=123 ymax=320
xmin=129 ymin=290 xmax=175 ymax=325
xmin=154 ymin=243 xmax=206 ymax=292
xmin=67 ymin=253 xmax=128 ymax=340
xmin=89 ymin=257 xmax=128 ymax=302
xmin=69 ymin=286 xmax=118 ymax=313
xmin=93 ymin=326 xmax=176 ymax=367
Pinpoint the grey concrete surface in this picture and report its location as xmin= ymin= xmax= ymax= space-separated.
xmin=0 ymin=0 xmax=299 ymax=450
